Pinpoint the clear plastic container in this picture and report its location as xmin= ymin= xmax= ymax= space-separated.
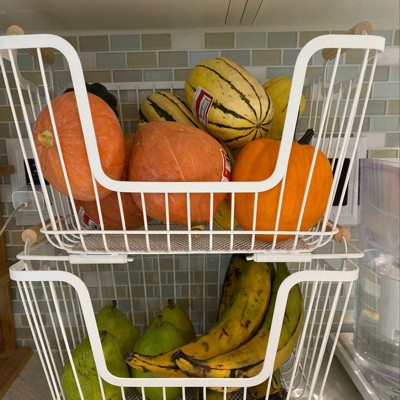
xmin=354 ymin=158 xmax=400 ymax=400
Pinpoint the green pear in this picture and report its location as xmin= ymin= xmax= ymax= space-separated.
xmin=131 ymin=315 xmax=188 ymax=400
xmin=96 ymin=300 xmax=140 ymax=355
xmin=148 ymin=299 xmax=196 ymax=342
xmin=61 ymin=330 xmax=129 ymax=400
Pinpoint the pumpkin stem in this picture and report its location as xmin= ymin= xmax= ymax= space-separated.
xmin=297 ymin=128 xmax=315 ymax=145
xmin=37 ymin=130 xmax=54 ymax=148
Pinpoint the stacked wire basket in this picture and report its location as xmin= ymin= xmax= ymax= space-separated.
xmin=0 ymin=24 xmax=385 ymax=400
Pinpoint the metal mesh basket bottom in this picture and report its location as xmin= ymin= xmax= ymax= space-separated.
xmin=125 ymin=387 xmax=243 ymax=400
xmin=69 ymin=230 xmax=312 ymax=254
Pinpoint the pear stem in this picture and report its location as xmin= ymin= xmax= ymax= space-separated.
xmin=167 ymin=299 xmax=175 ymax=309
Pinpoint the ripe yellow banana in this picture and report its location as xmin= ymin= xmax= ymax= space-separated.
xmin=217 ymin=254 xmax=247 ymax=319
xmin=248 ymin=369 xmax=287 ymax=399
xmin=174 ymin=263 xmax=303 ymax=380
xmin=126 ymin=260 xmax=272 ymax=377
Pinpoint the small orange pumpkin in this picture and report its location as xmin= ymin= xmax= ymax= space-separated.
xmin=74 ymin=133 xmax=144 ymax=230
xmin=74 ymin=191 xmax=144 ymax=230
xmin=33 ymin=91 xmax=125 ymax=201
xmin=128 ymin=121 xmax=228 ymax=226
xmin=231 ymin=138 xmax=333 ymax=242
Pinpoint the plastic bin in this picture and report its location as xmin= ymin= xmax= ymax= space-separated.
xmin=354 ymin=158 xmax=400 ymax=399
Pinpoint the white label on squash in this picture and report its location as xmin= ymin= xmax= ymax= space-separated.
xmin=78 ymin=207 xmax=100 ymax=230
xmin=193 ymin=86 xmax=214 ymax=126
xmin=220 ymin=148 xmax=231 ymax=182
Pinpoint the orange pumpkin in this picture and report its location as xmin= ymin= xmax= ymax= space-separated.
xmin=231 ymin=138 xmax=333 ymax=242
xmin=74 ymin=133 xmax=144 ymax=230
xmin=33 ymin=91 xmax=125 ymax=201
xmin=74 ymin=192 xmax=144 ymax=230
xmin=128 ymin=121 xmax=229 ymax=226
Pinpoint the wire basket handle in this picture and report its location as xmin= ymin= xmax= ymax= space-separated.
xmin=322 ymin=21 xmax=373 ymax=60
xmin=5 ymin=25 xmax=56 ymax=65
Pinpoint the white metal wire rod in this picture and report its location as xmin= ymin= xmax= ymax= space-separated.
xmin=209 ymin=194 xmax=214 ymax=252
xmin=141 ymin=255 xmax=150 ymax=326
xmin=27 ymin=280 xmax=62 ymax=399
xmin=171 ymin=254 xmax=178 ymax=303
xmin=41 ymin=280 xmax=67 ymax=365
xmin=307 ymin=281 xmax=344 ymax=399
xmin=325 ymin=84 xmax=343 ymax=156
xmin=317 ymin=49 xmax=340 ymax=147
xmin=121 ymin=385 xmax=127 ymax=400
xmin=138 ymin=193 xmax=151 ymax=252
xmin=320 ymin=88 xmax=334 ymax=149
xmin=328 ymin=50 xmax=371 ymax=201
xmin=116 ymin=86 xmax=124 ymax=126
xmin=111 ymin=263 xmax=118 ymax=303
xmin=127 ymin=262 xmax=136 ymax=326
xmin=64 ymin=260 xmax=84 ymax=344
xmin=304 ymin=281 xmax=333 ymax=390
xmin=188 ymin=254 xmax=193 ymax=326
xmin=250 ymin=191 xmax=259 ymax=251
xmin=64 ymin=189 xmax=91 ymax=252
xmin=332 ymin=51 xmax=378 ymax=230
xmin=272 ymin=169 xmax=288 ymax=250
xmin=26 ymin=83 xmax=38 ymax=121
xmin=117 ymin=192 xmax=131 ymax=252
xmin=49 ymin=279 xmax=86 ymax=399
xmin=71 ymin=262 xmax=86 ymax=341
xmin=318 ymin=280 xmax=355 ymax=398
xmin=96 ymin=263 xmax=104 ymax=308
xmin=229 ymin=193 xmax=236 ymax=251
xmin=202 ymin=254 xmax=207 ymax=332
xmin=301 ymin=281 xmax=325 ymax=381
xmin=186 ymin=193 xmax=192 ymax=252
xmin=35 ymin=47 xmax=78 ymax=239
xmin=285 ymin=281 xmax=319 ymax=399
xmin=96 ymin=366 xmax=108 ymax=400
xmin=48 ymin=188 xmax=77 ymax=248
xmin=157 ymin=254 xmax=163 ymax=310
xmin=17 ymin=281 xmax=59 ymax=400
xmin=0 ymin=54 xmax=50 ymax=232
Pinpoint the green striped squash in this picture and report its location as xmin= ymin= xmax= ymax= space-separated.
xmin=139 ymin=90 xmax=203 ymax=129
xmin=185 ymin=57 xmax=274 ymax=149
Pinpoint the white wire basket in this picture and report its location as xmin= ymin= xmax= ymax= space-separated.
xmin=0 ymin=30 xmax=385 ymax=258
xmin=9 ymin=242 xmax=361 ymax=400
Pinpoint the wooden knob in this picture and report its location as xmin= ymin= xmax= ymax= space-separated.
xmin=322 ymin=21 xmax=373 ymax=61
xmin=5 ymin=25 xmax=56 ymax=65
xmin=21 ymin=223 xmax=46 ymax=244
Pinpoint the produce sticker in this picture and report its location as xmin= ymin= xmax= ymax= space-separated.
xmin=78 ymin=207 xmax=100 ymax=230
xmin=220 ymin=148 xmax=231 ymax=182
xmin=193 ymin=86 xmax=214 ymax=127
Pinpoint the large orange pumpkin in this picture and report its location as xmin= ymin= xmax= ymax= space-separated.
xmin=33 ymin=91 xmax=125 ymax=201
xmin=231 ymin=138 xmax=333 ymax=242
xmin=127 ymin=121 xmax=229 ymax=226
xmin=74 ymin=133 xmax=144 ymax=230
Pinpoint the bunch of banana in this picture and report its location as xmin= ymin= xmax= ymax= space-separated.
xmin=202 ymin=370 xmax=285 ymax=400
xmin=216 ymin=254 xmax=247 ymax=319
xmin=173 ymin=263 xmax=303 ymax=383
xmin=248 ymin=369 xmax=287 ymax=400
xmin=126 ymin=260 xmax=272 ymax=377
